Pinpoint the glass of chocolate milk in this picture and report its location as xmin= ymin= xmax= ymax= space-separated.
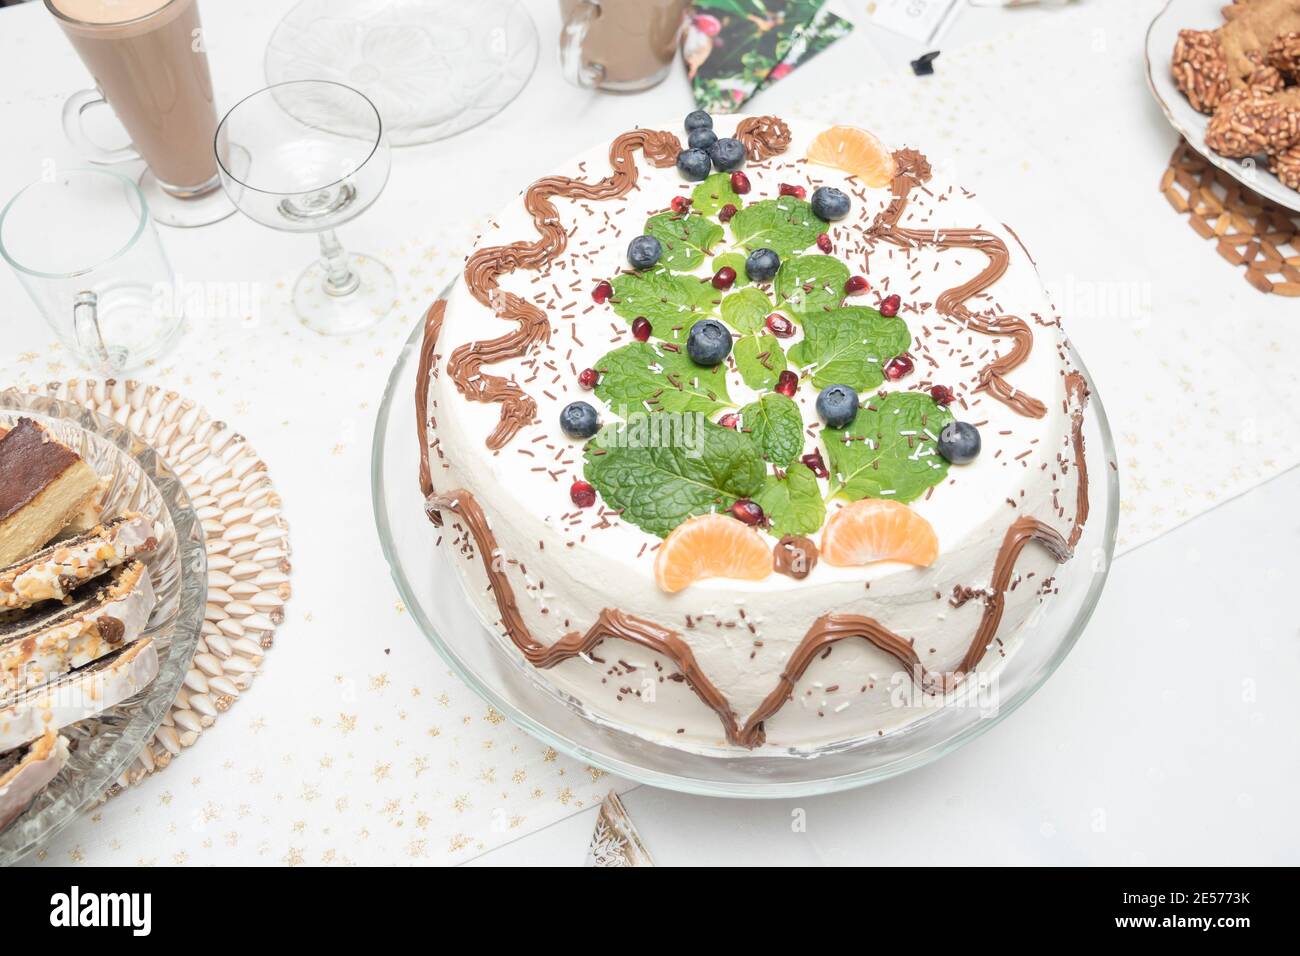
xmin=46 ymin=0 xmax=234 ymax=228
xmin=559 ymin=0 xmax=688 ymax=92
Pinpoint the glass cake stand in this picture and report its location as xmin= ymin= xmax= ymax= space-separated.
xmin=372 ymin=292 xmax=1119 ymax=798
xmin=0 ymin=390 xmax=206 ymax=862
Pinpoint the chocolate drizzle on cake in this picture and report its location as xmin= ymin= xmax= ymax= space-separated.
xmin=449 ymin=128 xmax=683 ymax=451
xmin=871 ymin=150 xmax=1047 ymax=420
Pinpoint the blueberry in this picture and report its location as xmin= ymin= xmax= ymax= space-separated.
xmin=627 ymin=235 xmax=662 ymax=270
xmin=688 ymin=127 xmax=718 ymax=151
xmin=709 ymin=137 xmax=746 ymax=172
xmin=816 ymin=384 xmax=858 ymax=429
xmin=685 ymin=110 xmax=713 ymax=133
xmin=676 ymin=148 xmax=712 ymax=181
xmin=559 ymin=401 xmax=600 ymax=440
xmin=811 ymin=186 xmax=851 ymax=221
xmin=686 ymin=318 xmax=732 ymax=367
xmin=937 ymin=421 xmax=981 ymax=464
xmin=745 ymin=248 xmax=780 ymax=282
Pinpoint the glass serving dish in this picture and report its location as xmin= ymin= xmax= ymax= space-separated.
xmin=372 ymin=292 xmax=1119 ymax=797
xmin=0 ymin=389 xmax=206 ymax=862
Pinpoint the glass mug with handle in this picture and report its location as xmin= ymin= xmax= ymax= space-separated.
xmin=559 ymin=0 xmax=688 ymax=92
xmin=46 ymin=0 xmax=234 ymax=228
xmin=0 ymin=168 xmax=183 ymax=375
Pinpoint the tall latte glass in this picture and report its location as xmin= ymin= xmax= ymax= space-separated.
xmin=46 ymin=0 xmax=234 ymax=227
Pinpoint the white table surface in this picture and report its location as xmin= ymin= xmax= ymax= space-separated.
xmin=0 ymin=0 xmax=1297 ymax=866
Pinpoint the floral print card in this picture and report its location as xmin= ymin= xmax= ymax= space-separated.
xmin=682 ymin=0 xmax=835 ymax=112
xmin=758 ymin=5 xmax=854 ymax=95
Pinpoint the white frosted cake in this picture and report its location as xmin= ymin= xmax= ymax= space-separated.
xmin=416 ymin=114 xmax=1089 ymax=752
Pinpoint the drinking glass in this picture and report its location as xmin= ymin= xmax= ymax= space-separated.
xmin=0 ymin=168 xmax=183 ymax=374
xmin=46 ymin=0 xmax=236 ymax=228
xmin=215 ymin=80 xmax=395 ymax=336
xmin=559 ymin=0 xmax=688 ymax=92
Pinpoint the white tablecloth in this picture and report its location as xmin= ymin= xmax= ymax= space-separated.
xmin=1 ymin=0 xmax=1296 ymax=866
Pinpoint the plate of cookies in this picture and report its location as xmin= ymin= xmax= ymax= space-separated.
xmin=0 ymin=389 xmax=205 ymax=863
xmin=1147 ymin=0 xmax=1300 ymax=212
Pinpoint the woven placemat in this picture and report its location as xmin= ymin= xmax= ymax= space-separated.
xmin=26 ymin=379 xmax=290 ymax=793
xmin=1161 ymin=141 xmax=1300 ymax=297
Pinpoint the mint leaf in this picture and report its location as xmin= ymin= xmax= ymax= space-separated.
xmin=739 ymin=392 xmax=803 ymax=466
xmin=720 ymin=287 xmax=772 ymax=333
xmin=692 ymin=173 xmax=743 ymax=217
xmin=594 ymin=341 xmax=732 ymax=416
xmin=787 ymin=307 xmax=911 ymax=391
xmin=584 ymin=421 xmax=767 ymax=538
xmin=730 ymin=196 xmax=822 ymax=257
xmin=733 ymin=333 xmax=787 ymax=391
xmin=755 ymin=464 xmax=826 ymax=538
xmin=711 ymin=253 xmax=750 ymax=287
xmin=823 ymin=391 xmax=954 ymax=503
xmin=645 ymin=212 xmax=722 ymax=271
xmin=611 ymin=268 xmax=717 ymax=342
xmin=775 ymin=255 xmax=849 ymax=317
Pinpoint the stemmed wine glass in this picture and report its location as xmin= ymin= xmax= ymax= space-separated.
xmin=215 ymin=80 xmax=395 ymax=335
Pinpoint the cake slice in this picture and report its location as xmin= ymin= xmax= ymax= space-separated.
xmin=0 ymin=730 xmax=68 ymax=831
xmin=0 ymin=560 xmax=155 ymax=700
xmin=0 ymin=638 xmax=159 ymax=752
xmin=0 ymin=419 xmax=99 ymax=566
xmin=0 ymin=514 xmax=159 ymax=611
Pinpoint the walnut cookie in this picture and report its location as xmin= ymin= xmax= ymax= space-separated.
xmin=1171 ymin=0 xmax=1300 ymax=190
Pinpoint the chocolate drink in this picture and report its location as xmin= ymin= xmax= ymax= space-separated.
xmin=560 ymin=0 xmax=688 ymax=88
xmin=47 ymin=0 xmax=219 ymax=193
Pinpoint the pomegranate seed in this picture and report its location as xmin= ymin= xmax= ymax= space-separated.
xmin=718 ymin=203 xmax=738 ymax=223
xmin=816 ymin=233 xmax=833 ymax=254
xmin=712 ymin=266 xmax=737 ymax=290
xmin=801 ymin=449 xmax=829 ymax=479
xmin=631 ymin=317 xmax=652 ymax=341
xmin=880 ymin=293 xmax=901 ymax=317
xmin=570 ymin=480 xmax=596 ymax=508
xmin=730 ymin=499 xmax=764 ymax=526
xmin=670 ymin=195 xmax=692 ymax=215
xmin=592 ymin=280 xmax=613 ymax=304
xmin=775 ymin=370 xmax=799 ymax=397
xmin=929 ymin=384 xmax=954 ymax=406
xmin=718 ymin=413 xmax=740 ymax=430
xmin=844 ymin=276 xmax=869 ymax=296
xmin=884 ymin=355 xmax=914 ymax=381
xmin=578 ymin=368 xmax=599 ymax=389
xmin=765 ymin=313 xmax=795 ymax=338
xmin=778 ymin=183 xmax=806 ymax=199
xmin=730 ymin=171 xmax=751 ymax=194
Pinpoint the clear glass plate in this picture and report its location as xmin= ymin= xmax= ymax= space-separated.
xmin=264 ymin=0 xmax=540 ymax=146
xmin=0 ymin=389 xmax=206 ymax=862
xmin=372 ymin=294 xmax=1119 ymax=798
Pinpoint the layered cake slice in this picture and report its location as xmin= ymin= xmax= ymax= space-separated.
xmin=0 ymin=730 xmax=69 ymax=830
xmin=0 ymin=560 xmax=155 ymax=699
xmin=0 ymin=513 xmax=159 ymax=610
xmin=0 ymin=419 xmax=99 ymax=566
xmin=418 ymin=114 xmax=1090 ymax=752
xmin=0 ymin=638 xmax=159 ymax=752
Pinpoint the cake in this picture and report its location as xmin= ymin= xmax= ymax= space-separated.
xmin=0 ymin=419 xmax=99 ymax=566
xmin=0 ymin=560 xmax=156 ymax=699
xmin=0 ymin=512 xmax=158 ymax=611
xmin=416 ymin=114 xmax=1090 ymax=752
xmin=0 ymin=731 xmax=69 ymax=831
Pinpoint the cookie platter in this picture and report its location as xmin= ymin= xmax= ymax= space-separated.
xmin=0 ymin=390 xmax=205 ymax=863
xmin=1147 ymin=0 xmax=1300 ymax=213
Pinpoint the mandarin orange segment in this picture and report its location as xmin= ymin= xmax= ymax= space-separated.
xmin=806 ymin=125 xmax=897 ymax=188
xmin=820 ymin=499 xmax=938 ymax=569
xmin=654 ymin=514 xmax=773 ymax=593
